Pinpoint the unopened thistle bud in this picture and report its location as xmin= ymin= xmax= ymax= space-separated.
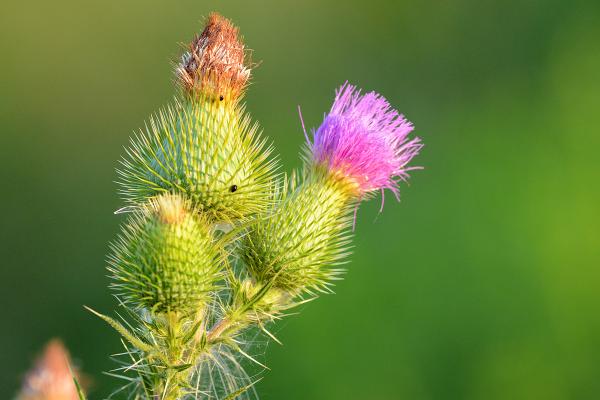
xmin=176 ymin=13 xmax=250 ymax=101
xmin=242 ymin=170 xmax=353 ymax=294
xmin=243 ymin=83 xmax=422 ymax=295
xmin=118 ymin=97 xmax=276 ymax=222
xmin=17 ymin=340 xmax=82 ymax=400
xmin=108 ymin=193 xmax=222 ymax=314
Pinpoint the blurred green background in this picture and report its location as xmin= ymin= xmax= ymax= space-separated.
xmin=1 ymin=0 xmax=599 ymax=398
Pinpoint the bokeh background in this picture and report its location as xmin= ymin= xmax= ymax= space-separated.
xmin=1 ymin=0 xmax=599 ymax=399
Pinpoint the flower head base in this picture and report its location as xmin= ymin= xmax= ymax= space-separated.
xmin=309 ymin=83 xmax=422 ymax=202
xmin=176 ymin=13 xmax=250 ymax=101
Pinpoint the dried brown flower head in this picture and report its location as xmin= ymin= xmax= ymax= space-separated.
xmin=17 ymin=339 xmax=81 ymax=400
xmin=176 ymin=13 xmax=251 ymax=101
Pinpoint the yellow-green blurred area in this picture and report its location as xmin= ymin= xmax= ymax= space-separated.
xmin=1 ymin=0 xmax=599 ymax=398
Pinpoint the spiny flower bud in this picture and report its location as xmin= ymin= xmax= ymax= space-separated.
xmin=17 ymin=340 xmax=82 ymax=400
xmin=176 ymin=13 xmax=251 ymax=101
xmin=242 ymin=170 xmax=353 ymax=294
xmin=118 ymin=99 xmax=277 ymax=222
xmin=108 ymin=193 xmax=222 ymax=314
xmin=309 ymin=82 xmax=423 ymax=204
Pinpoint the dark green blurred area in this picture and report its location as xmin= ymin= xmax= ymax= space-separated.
xmin=1 ymin=0 xmax=599 ymax=398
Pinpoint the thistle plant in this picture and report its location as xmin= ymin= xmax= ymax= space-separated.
xmin=90 ymin=12 xmax=423 ymax=400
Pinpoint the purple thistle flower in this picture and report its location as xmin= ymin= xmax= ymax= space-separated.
xmin=307 ymin=82 xmax=423 ymax=204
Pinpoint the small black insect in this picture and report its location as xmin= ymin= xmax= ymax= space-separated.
xmin=230 ymin=184 xmax=238 ymax=193
xmin=219 ymin=95 xmax=224 ymax=101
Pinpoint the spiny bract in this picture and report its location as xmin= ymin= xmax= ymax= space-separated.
xmin=108 ymin=193 xmax=222 ymax=314
xmin=118 ymin=97 xmax=277 ymax=223
xmin=241 ymin=167 xmax=354 ymax=295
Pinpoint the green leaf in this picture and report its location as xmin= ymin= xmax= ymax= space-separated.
xmin=85 ymin=306 xmax=154 ymax=353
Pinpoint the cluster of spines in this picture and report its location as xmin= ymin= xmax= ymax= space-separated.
xmin=108 ymin=193 xmax=222 ymax=314
xmin=117 ymin=97 xmax=276 ymax=223
xmin=241 ymin=167 xmax=355 ymax=295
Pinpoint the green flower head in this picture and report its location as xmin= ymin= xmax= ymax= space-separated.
xmin=108 ymin=193 xmax=222 ymax=314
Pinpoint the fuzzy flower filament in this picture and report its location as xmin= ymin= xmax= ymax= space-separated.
xmin=310 ymin=82 xmax=423 ymax=202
